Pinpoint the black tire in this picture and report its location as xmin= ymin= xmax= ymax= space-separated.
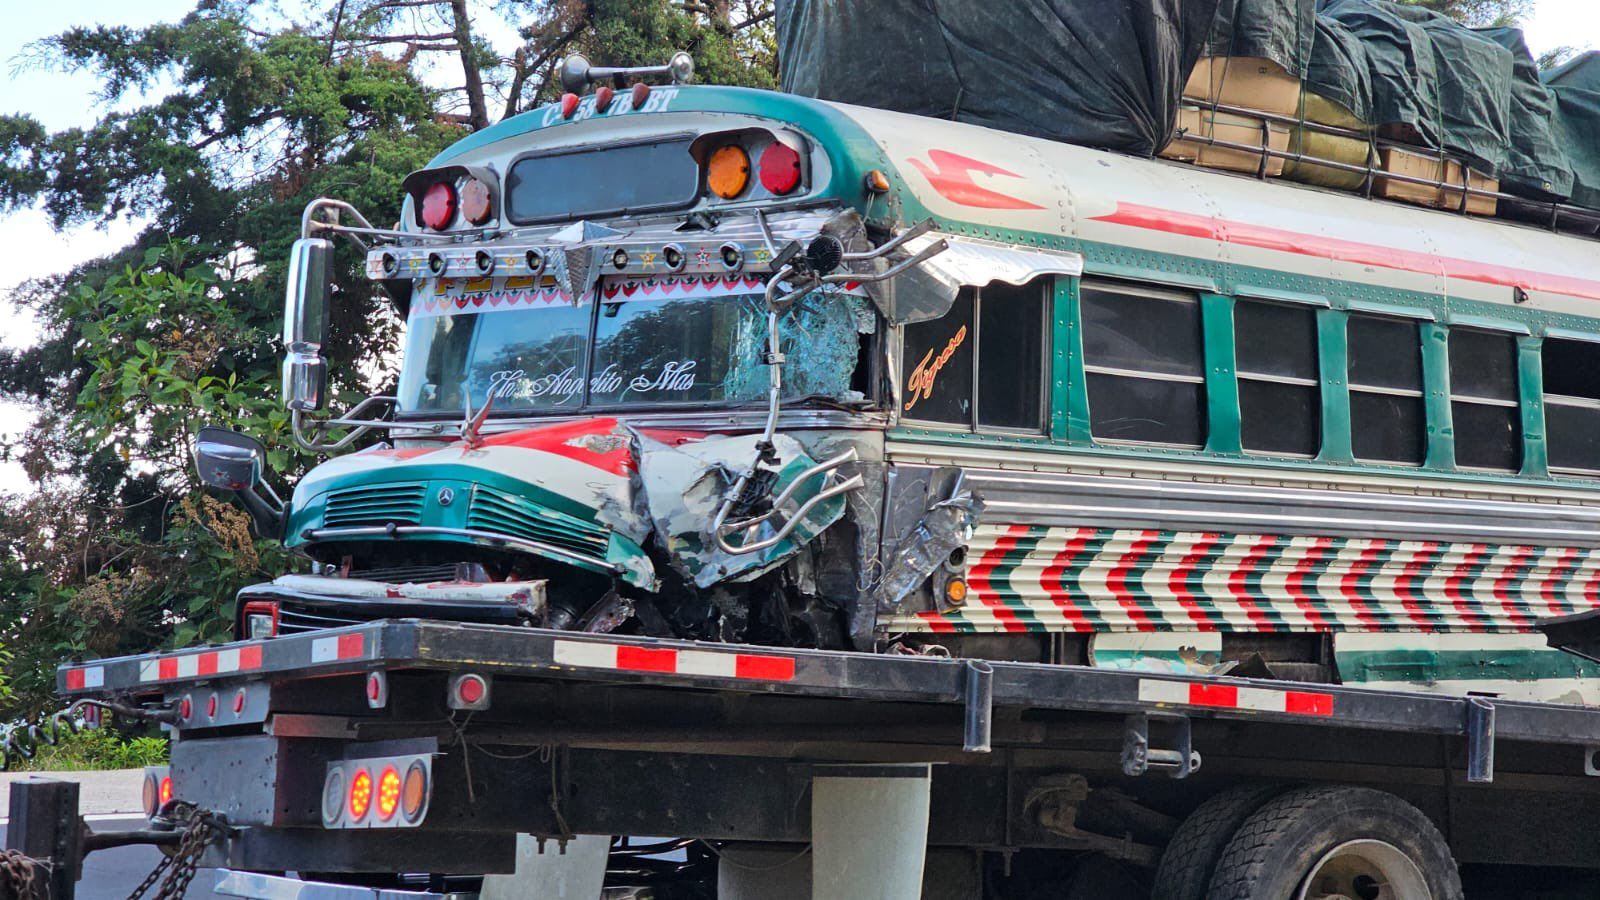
xmin=1206 ymin=785 xmax=1463 ymax=900
xmin=1151 ymin=785 xmax=1285 ymax=900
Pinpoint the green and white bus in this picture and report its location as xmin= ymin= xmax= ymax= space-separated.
xmin=239 ymin=58 xmax=1600 ymax=705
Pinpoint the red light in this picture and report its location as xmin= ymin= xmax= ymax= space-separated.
xmin=759 ymin=143 xmax=802 ymax=195
xmin=233 ymin=689 xmax=247 ymax=714
xmin=206 ymin=695 xmax=218 ymax=719
xmin=594 ymin=86 xmax=615 ymax=113
xmin=420 ymin=182 xmax=457 ymax=231
xmin=159 ymin=776 xmax=173 ymax=806
xmin=457 ymin=674 xmax=485 ymax=705
xmin=348 ymin=768 xmax=374 ymax=821
xmin=560 ymin=92 xmax=580 ymax=119
xmin=179 ymin=697 xmax=192 ymax=721
xmin=631 ymin=82 xmax=651 ymax=109
xmin=241 ymin=600 xmax=279 ymax=640
xmin=376 ymin=767 xmax=402 ymax=821
xmin=367 ymin=673 xmax=383 ymax=703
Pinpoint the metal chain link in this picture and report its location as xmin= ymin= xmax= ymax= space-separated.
xmin=125 ymin=808 xmax=221 ymax=900
xmin=0 ymin=848 xmax=46 ymax=900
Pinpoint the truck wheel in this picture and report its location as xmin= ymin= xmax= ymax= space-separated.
xmin=1152 ymin=785 xmax=1284 ymax=900
xmin=1205 ymin=786 xmax=1463 ymax=900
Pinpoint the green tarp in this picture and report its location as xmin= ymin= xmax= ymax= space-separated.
xmin=1480 ymin=28 xmax=1573 ymax=200
xmin=775 ymin=0 xmax=1224 ymax=157
xmin=1305 ymin=14 xmax=1373 ymax=121
xmin=1200 ymin=0 xmax=1316 ymax=78
xmin=1544 ymin=53 xmax=1600 ymax=212
xmin=1319 ymin=0 xmax=1512 ymax=177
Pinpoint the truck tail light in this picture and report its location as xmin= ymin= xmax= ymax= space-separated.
xmin=141 ymin=766 xmax=172 ymax=818
xmin=401 ymin=761 xmax=429 ymax=823
xmin=347 ymin=768 xmax=373 ymax=822
xmin=241 ymin=600 xmax=279 ymax=640
xmin=323 ymin=754 xmax=433 ymax=829
xmin=758 ymin=142 xmax=802 ymax=195
xmin=376 ymin=766 xmax=402 ymax=821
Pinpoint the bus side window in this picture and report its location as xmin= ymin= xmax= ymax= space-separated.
xmin=900 ymin=290 xmax=975 ymax=426
xmin=1348 ymin=313 xmax=1425 ymax=465
xmin=1235 ymin=299 xmax=1320 ymax=456
xmin=1542 ymin=338 xmax=1600 ymax=474
xmin=976 ymin=280 xmax=1047 ymax=431
xmin=1450 ymin=328 xmax=1520 ymax=472
xmin=1081 ymin=282 xmax=1206 ymax=447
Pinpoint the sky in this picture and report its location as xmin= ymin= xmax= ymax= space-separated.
xmin=0 ymin=0 xmax=1599 ymax=494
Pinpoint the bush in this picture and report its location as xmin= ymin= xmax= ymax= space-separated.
xmin=13 ymin=726 xmax=168 ymax=772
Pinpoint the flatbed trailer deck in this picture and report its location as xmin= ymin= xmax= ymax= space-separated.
xmin=16 ymin=621 xmax=1600 ymax=898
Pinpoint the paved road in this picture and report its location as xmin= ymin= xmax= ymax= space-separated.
xmin=1 ymin=771 xmax=220 ymax=900
xmin=0 ymin=816 xmax=223 ymax=900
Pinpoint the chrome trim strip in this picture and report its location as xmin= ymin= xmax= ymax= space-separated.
xmin=304 ymin=526 xmax=617 ymax=573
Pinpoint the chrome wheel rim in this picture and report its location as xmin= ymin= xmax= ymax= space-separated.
xmin=1296 ymin=839 xmax=1431 ymax=900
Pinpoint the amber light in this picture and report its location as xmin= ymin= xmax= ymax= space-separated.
xmin=348 ymin=768 xmax=374 ymax=821
xmin=376 ymin=767 xmax=402 ymax=821
xmin=758 ymin=143 xmax=802 ymax=195
xmin=142 ymin=774 xmax=159 ymax=816
xmin=420 ymin=182 xmax=457 ymax=231
xmin=946 ymin=579 xmax=969 ymax=605
xmin=461 ymin=178 xmax=493 ymax=225
xmin=401 ymin=761 xmax=429 ymax=823
xmin=707 ymin=144 xmax=751 ymax=199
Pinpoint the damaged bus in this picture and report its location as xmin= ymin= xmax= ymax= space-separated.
xmin=199 ymin=53 xmax=1600 ymax=704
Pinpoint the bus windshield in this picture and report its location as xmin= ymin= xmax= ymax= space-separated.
xmin=397 ymin=275 xmax=870 ymax=415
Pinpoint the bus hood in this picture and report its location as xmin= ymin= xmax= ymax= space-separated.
xmin=287 ymin=418 xmax=856 ymax=591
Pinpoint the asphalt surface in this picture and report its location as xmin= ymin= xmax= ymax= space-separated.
xmin=1 ymin=771 xmax=220 ymax=900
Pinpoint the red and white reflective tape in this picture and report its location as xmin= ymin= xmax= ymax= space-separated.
xmin=1138 ymin=679 xmax=1335 ymax=717
xmin=311 ymin=633 xmax=366 ymax=663
xmin=64 ymin=665 xmax=105 ymax=690
xmin=552 ymin=640 xmax=796 ymax=682
xmin=137 ymin=646 xmax=265 ymax=683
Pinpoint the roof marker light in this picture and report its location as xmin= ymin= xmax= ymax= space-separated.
xmin=421 ymin=182 xmax=457 ymax=231
xmin=461 ymin=178 xmax=494 ymax=226
xmin=594 ymin=85 xmax=615 ymax=113
xmin=560 ymin=92 xmax=580 ymax=119
xmin=631 ymin=82 xmax=651 ymax=109
xmin=708 ymin=145 xmax=751 ymax=200
xmin=759 ymin=143 xmax=802 ymax=195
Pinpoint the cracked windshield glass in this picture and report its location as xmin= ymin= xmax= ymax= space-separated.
xmin=397 ymin=275 xmax=869 ymax=413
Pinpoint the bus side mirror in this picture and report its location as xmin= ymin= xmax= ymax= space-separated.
xmin=195 ymin=426 xmax=285 ymax=537
xmin=283 ymin=237 xmax=333 ymax=412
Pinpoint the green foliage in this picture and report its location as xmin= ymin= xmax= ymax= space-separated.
xmin=0 ymin=0 xmax=776 ymax=720
xmin=14 ymin=727 xmax=169 ymax=773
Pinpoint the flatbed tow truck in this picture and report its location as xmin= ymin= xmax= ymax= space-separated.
xmin=6 ymin=617 xmax=1600 ymax=899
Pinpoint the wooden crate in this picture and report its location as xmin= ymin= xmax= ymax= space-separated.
xmin=1161 ymin=107 xmax=1290 ymax=176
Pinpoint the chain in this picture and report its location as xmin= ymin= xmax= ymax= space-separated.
xmin=125 ymin=807 xmax=222 ymax=900
xmin=0 ymin=848 xmax=46 ymax=900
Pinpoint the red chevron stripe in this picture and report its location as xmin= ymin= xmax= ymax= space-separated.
xmin=1171 ymin=532 xmax=1223 ymax=631
xmin=1041 ymin=527 xmax=1096 ymax=632
xmin=1287 ymin=537 xmax=1335 ymax=631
